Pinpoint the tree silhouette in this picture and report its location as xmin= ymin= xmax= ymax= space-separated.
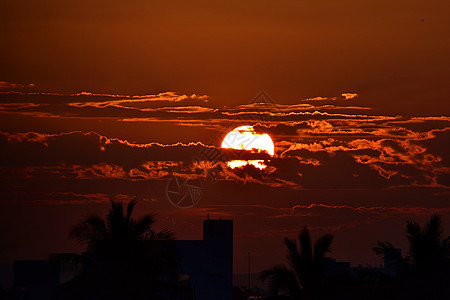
xmin=52 ymin=200 xmax=188 ymax=300
xmin=373 ymin=214 xmax=450 ymax=299
xmin=260 ymin=226 xmax=334 ymax=299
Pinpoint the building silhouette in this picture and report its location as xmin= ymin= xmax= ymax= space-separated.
xmin=4 ymin=218 xmax=234 ymax=300
xmin=12 ymin=260 xmax=60 ymax=300
xmin=176 ymin=218 xmax=233 ymax=300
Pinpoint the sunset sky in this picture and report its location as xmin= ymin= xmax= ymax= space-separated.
xmin=1 ymin=0 xmax=450 ymax=275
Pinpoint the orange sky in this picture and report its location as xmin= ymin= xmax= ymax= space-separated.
xmin=1 ymin=0 xmax=450 ymax=275
xmin=2 ymin=0 xmax=450 ymax=114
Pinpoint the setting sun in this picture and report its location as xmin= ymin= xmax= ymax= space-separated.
xmin=221 ymin=125 xmax=274 ymax=169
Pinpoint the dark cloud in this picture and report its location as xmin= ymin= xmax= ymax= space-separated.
xmin=1 ymin=119 xmax=449 ymax=195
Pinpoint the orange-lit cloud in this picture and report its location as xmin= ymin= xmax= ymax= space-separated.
xmin=68 ymin=92 xmax=208 ymax=109
xmin=303 ymin=96 xmax=329 ymax=101
xmin=0 ymin=81 xmax=35 ymax=90
xmin=341 ymin=93 xmax=358 ymax=100
xmin=2 ymin=123 xmax=450 ymax=190
xmin=299 ymin=93 xmax=359 ymax=102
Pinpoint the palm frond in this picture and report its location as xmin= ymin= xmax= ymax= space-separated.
xmin=408 ymin=214 xmax=449 ymax=269
xmin=373 ymin=240 xmax=409 ymax=276
xmin=50 ymin=253 xmax=83 ymax=272
xmin=372 ymin=241 xmax=395 ymax=256
xmin=406 ymin=219 xmax=422 ymax=242
xmin=154 ymin=229 xmax=175 ymax=240
xmin=284 ymin=237 xmax=300 ymax=270
xmin=125 ymin=200 xmax=137 ymax=223
xmin=423 ymin=214 xmax=443 ymax=245
xmin=299 ymin=226 xmax=312 ymax=263
xmin=260 ymin=265 xmax=301 ymax=295
xmin=108 ymin=201 xmax=124 ymax=231
xmin=68 ymin=215 xmax=107 ymax=246
xmin=313 ymin=233 xmax=334 ymax=263
xmin=133 ymin=214 xmax=155 ymax=238
xmin=373 ymin=241 xmax=402 ymax=262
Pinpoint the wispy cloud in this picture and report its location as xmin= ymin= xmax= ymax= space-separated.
xmin=0 ymin=81 xmax=35 ymax=90
xmin=300 ymin=92 xmax=359 ymax=102
xmin=291 ymin=203 xmax=450 ymax=216
xmin=68 ymin=92 xmax=209 ymax=109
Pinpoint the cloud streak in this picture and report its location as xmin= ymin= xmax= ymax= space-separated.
xmin=0 ymin=81 xmax=35 ymax=90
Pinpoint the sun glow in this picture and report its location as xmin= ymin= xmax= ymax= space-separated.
xmin=225 ymin=159 xmax=267 ymax=170
xmin=221 ymin=125 xmax=275 ymax=169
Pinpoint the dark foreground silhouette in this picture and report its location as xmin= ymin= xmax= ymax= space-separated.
xmin=259 ymin=215 xmax=450 ymax=300
xmin=2 ymin=203 xmax=449 ymax=300
xmin=372 ymin=214 xmax=450 ymax=300
xmin=260 ymin=226 xmax=334 ymax=300
xmin=52 ymin=201 xmax=190 ymax=300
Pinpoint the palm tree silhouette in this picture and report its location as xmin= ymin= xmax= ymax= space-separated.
xmin=53 ymin=200 xmax=188 ymax=300
xmin=260 ymin=226 xmax=334 ymax=299
xmin=373 ymin=214 xmax=450 ymax=299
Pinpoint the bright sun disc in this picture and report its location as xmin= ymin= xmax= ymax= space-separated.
xmin=221 ymin=125 xmax=274 ymax=169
